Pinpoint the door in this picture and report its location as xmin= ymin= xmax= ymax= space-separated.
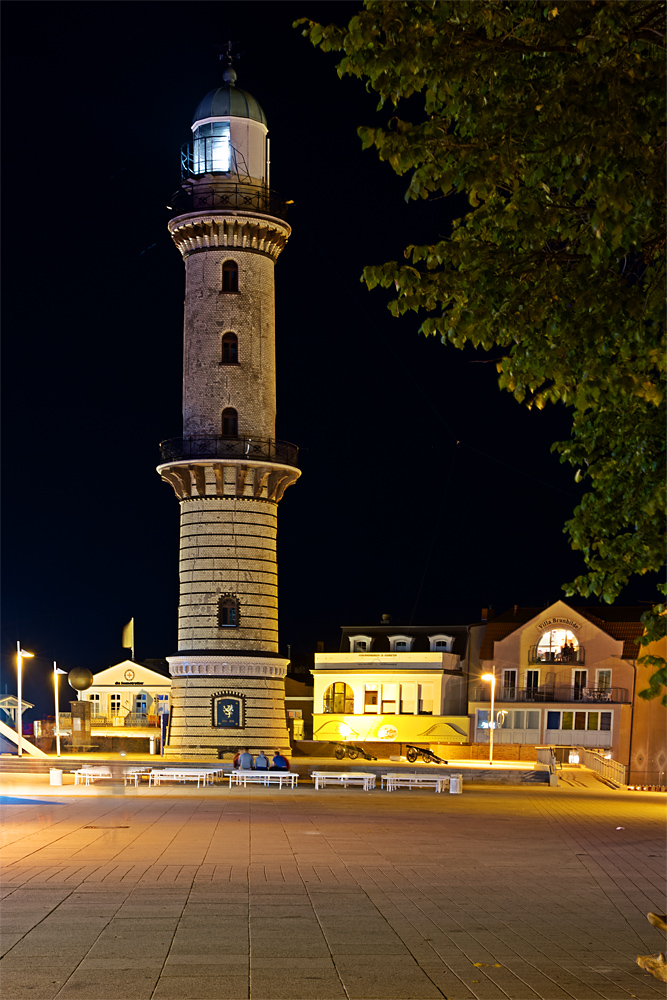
xmin=502 ymin=670 xmax=517 ymax=700
xmin=573 ymin=670 xmax=587 ymax=701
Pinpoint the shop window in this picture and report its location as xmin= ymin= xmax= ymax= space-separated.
xmin=222 ymin=259 xmax=238 ymax=292
xmin=546 ymin=710 xmax=612 ymax=732
xmin=221 ymin=407 xmax=238 ymax=437
xmin=381 ymin=683 xmax=397 ymax=714
xmin=221 ymin=332 xmax=238 ymax=364
xmin=323 ymin=682 xmax=354 ymax=714
xmin=526 ymin=710 xmax=540 ymax=730
xmin=418 ymin=683 xmax=433 ymax=715
xmin=400 ymin=683 xmax=415 ymax=714
xmin=364 ymin=685 xmax=378 ymax=713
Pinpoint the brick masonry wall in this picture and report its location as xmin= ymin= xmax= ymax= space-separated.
xmin=166 ymin=675 xmax=290 ymax=758
xmin=182 ymin=249 xmax=276 ymax=439
xmin=178 ymin=495 xmax=278 ymax=652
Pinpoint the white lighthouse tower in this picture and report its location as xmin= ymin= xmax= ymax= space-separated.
xmin=158 ymin=62 xmax=299 ymax=758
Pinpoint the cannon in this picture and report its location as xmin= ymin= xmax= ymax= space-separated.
xmin=404 ymin=744 xmax=449 ymax=765
xmin=331 ymin=742 xmax=377 ymax=761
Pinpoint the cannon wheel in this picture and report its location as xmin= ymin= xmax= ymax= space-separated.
xmin=421 ymin=753 xmax=432 ymax=763
xmin=406 ymin=747 xmax=419 ymax=763
xmin=347 ymin=748 xmax=359 ymax=760
xmin=334 ymin=746 xmax=345 ymax=760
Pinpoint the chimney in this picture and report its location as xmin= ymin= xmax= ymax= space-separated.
xmin=513 ymin=604 xmax=518 ymax=616
xmin=381 ymin=613 xmax=392 ymax=624
xmin=481 ymin=606 xmax=495 ymax=621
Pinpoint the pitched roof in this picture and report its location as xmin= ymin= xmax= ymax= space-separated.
xmin=480 ymin=606 xmax=644 ymax=660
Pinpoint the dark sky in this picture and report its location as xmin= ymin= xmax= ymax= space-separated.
xmin=1 ymin=1 xmax=655 ymax=718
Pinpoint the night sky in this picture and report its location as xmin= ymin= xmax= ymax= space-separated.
xmin=2 ymin=1 xmax=655 ymax=719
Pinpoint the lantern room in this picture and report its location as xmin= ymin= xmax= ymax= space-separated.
xmin=181 ymin=65 xmax=269 ymax=187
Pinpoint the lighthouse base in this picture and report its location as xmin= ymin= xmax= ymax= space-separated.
xmin=164 ymin=655 xmax=291 ymax=759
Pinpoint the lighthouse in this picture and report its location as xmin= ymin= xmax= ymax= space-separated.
xmin=158 ymin=62 xmax=299 ymax=758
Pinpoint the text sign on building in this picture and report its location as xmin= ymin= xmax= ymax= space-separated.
xmin=213 ymin=696 xmax=243 ymax=728
xmin=536 ymin=617 xmax=582 ymax=632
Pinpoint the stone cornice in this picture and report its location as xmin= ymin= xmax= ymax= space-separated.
xmin=168 ymin=212 xmax=291 ymax=261
xmin=157 ymin=459 xmax=300 ymax=501
xmin=167 ymin=654 xmax=288 ymax=678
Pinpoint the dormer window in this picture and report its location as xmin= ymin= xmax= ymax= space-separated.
xmin=388 ymin=635 xmax=413 ymax=652
xmin=429 ymin=634 xmax=454 ymax=653
xmin=349 ymin=634 xmax=373 ymax=653
xmin=221 ymin=332 xmax=238 ymax=364
xmin=192 ymin=120 xmax=231 ymax=174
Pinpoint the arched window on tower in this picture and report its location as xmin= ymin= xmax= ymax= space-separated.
xmin=218 ymin=596 xmax=239 ymax=627
xmin=221 ymin=332 xmax=238 ymax=364
xmin=222 ymin=260 xmax=238 ymax=293
xmin=221 ymin=407 xmax=238 ymax=437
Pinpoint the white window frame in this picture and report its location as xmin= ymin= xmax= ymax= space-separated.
xmin=388 ymin=634 xmax=413 ymax=652
xmin=348 ymin=634 xmax=373 ymax=652
xmin=429 ymin=634 xmax=453 ymax=653
xmin=545 ymin=709 xmax=613 ymax=733
xmin=596 ymin=669 xmax=612 ymax=692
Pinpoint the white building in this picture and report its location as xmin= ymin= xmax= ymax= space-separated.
xmin=312 ymin=622 xmax=478 ymax=747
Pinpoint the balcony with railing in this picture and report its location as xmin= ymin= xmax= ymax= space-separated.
xmin=159 ymin=436 xmax=299 ymax=467
xmin=469 ymin=684 xmax=628 ymax=704
xmin=528 ymin=644 xmax=585 ymax=665
xmin=170 ymin=177 xmax=288 ymax=220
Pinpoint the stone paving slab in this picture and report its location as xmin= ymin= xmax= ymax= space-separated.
xmin=0 ymin=772 xmax=665 ymax=999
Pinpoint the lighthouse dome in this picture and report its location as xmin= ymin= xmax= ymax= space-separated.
xmin=192 ymin=85 xmax=267 ymax=127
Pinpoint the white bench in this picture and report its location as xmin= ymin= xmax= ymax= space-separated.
xmin=148 ymin=769 xmax=213 ymax=788
xmin=73 ymin=767 xmax=113 ymax=786
xmin=311 ymin=771 xmax=376 ymax=791
xmin=382 ymin=772 xmax=449 ymax=793
xmin=229 ymin=770 xmax=298 ymax=788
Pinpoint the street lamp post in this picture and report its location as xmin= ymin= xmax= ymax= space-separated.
xmin=481 ymin=668 xmax=496 ymax=766
xmin=53 ymin=662 xmax=67 ymax=757
xmin=16 ymin=642 xmax=34 ymax=757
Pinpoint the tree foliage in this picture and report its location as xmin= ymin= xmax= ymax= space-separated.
xmin=298 ymin=0 xmax=666 ymax=692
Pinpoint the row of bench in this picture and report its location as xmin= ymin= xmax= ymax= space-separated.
xmin=71 ymin=766 xmax=463 ymax=793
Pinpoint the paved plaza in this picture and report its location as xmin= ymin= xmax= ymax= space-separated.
xmin=0 ymin=769 xmax=665 ymax=1000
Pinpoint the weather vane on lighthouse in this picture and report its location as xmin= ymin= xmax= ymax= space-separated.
xmin=157 ymin=61 xmax=299 ymax=758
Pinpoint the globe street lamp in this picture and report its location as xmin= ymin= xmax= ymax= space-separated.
xmin=481 ymin=668 xmax=496 ymax=766
xmin=16 ymin=642 xmax=34 ymax=757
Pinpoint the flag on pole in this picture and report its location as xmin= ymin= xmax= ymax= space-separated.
xmin=122 ymin=619 xmax=134 ymax=657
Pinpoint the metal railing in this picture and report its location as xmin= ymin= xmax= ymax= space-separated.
xmin=170 ymin=179 xmax=288 ymax=220
xmin=580 ymin=748 xmax=627 ymax=785
xmin=159 ymin=435 xmax=299 ymax=467
xmin=528 ymin=644 xmax=585 ymax=665
xmin=470 ymin=684 xmax=628 ymax=704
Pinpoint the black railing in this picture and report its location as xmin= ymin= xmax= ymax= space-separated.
xmin=528 ymin=644 xmax=585 ymax=665
xmin=159 ymin=435 xmax=299 ymax=467
xmin=470 ymin=685 xmax=628 ymax=704
xmin=169 ymin=180 xmax=288 ymax=220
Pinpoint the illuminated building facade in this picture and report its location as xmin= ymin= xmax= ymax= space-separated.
xmin=471 ymin=601 xmax=659 ymax=779
xmin=312 ymin=623 xmax=476 ymax=747
xmin=157 ymin=64 xmax=298 ymax=757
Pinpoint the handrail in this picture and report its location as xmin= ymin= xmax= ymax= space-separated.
xmin=159 ymin=435 xmax=299 ymax=467
xmin=170 ymin=178 xmax=288 ymax=220
xmin=580 ymin=748 xmax=627 ymax=786
xmin=470 ymin=684 xmax=628 ymax=704
xmin=528 ymin=644 xmax=585 ymax=664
